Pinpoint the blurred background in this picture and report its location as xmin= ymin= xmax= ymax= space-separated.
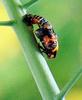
xmin=0 ymin=0 xmax=82 ymax=100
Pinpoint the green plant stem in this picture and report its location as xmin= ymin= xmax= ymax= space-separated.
xmin=0 ymin=20 xmax=15 ymax=26
xmin=19 ymin=0 xmax=38 ymax=9
xmin=2 ymin=0 xmax=63 ymax=100
xmin=58 ymin=68 xmax=82 ymax=99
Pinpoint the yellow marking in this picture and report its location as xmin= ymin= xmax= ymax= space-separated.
xmin=50 ymin=54 xmax=54 ymax=58
xmin=52 ymin=42 xmax=59 ymax=52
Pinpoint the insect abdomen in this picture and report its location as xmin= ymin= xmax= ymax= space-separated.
xmin=31 ymin=15 xmax=48 ymax=26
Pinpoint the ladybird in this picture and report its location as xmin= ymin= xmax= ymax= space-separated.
xmin=23 ymin=14 xmax=58 ymax=58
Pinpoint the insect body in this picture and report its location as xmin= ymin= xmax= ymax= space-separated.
xmin=23 ymin=14 xmax=58 ymax=58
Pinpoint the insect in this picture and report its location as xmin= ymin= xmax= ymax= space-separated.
xmin=23 ymin=14 xmax=58 ymax=58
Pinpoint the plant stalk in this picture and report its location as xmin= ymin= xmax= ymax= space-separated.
xmin=20 ymin=0 xmax=38 ymax=9
xmin=2 ymin=0 xmax=62 ymax=100
xmin=58 ymin=68 xmax=82 ymax=98
xmin=0 ymin=20 xmax=15 ymax=26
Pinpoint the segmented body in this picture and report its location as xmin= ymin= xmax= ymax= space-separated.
xmin=23 ymin=14 xmax=58 ymax=58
